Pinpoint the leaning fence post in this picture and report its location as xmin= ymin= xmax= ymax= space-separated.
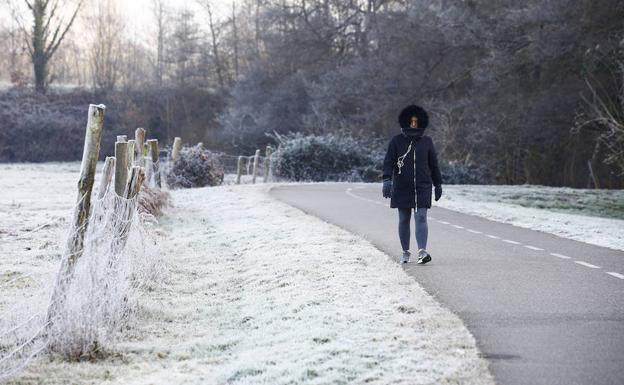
xmin=68 ymin=104 xmax=105 ymax=262
xmin=252 ymin=149 xmax=260 ymax=184
xmin=236 ymin=156 xmax=243 ymax=184
xmin=97 ymin=156 xmax=115 ymax=199
xmin=48 ymin=104 xmax=106 ymax=322
xmin=264 ymin=145 xmax=273 ymax=183
xmin=171 ymin=137 xmax=182 ymax=161
xmin=148 ymin=139 xmax=160 ymax=187
xmin=114 ymin=141 xmax=129 ymax=196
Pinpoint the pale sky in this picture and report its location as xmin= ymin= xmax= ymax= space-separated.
xmin=121 ymin=0 xmax=234 ymax=40
xmin=0 ymin=0 xmax=235 ymax=45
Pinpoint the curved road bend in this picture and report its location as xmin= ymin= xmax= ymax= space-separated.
xmin=269 ymin=183 xmax=624 ymax=385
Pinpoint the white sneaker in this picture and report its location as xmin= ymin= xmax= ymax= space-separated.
xmin=401 ymin=250 xmax=411 ymax=263
xmin=416 ymin=249 xmax=431 ymax=264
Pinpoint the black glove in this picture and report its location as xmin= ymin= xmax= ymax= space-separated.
xmin=434 ymin=185 xmax=442 ymax=201
xmin=382 ymin=179 xmax=392 ymax=198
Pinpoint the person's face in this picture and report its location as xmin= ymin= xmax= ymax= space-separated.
xmin=409 ymin=116 xmax=418 ymax=128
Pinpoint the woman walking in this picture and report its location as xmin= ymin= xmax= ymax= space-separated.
xmin=382 ymin=105 xmax=443 ymax=264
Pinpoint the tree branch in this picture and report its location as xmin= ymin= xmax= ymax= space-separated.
xmin=45 ymin=0 xmax=83 ymax=60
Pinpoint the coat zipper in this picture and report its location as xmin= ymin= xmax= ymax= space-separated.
xmin=412 ymin=140 xmax=416 ymax=206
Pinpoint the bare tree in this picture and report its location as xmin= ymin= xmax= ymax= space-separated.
xmin=0 ymin=6 xmax=30 ymax=86
xmin=85 ymin=0 xmax=124 ymax=91
xmin=152 ymin=0 xmax=167 ymax=87
xmin=15 ymin=0 xmax=84 ymax=92
xmin=198 ymin=0 xmax=225 ymax=89
xmin=167 ymin=9 xmax=200 ymax=88
xmin=231 ymin=1 xmax=239 ymax=80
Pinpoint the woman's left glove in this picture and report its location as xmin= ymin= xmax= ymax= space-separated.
xmin=382 ymin=179 xmax=392 ymax=198
xmin=434 ymin=185 xmax=442 ymax=201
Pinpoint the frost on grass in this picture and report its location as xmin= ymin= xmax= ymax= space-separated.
xmin=0 ymin=163 xmax=164 ymax=382
xmin=144 ymin=185 xmax=493 ymax=384
xmin=2 ymin=164 xmax=492 ymax=384
xmin=43 ymin=188 xmax=163 ymax=361
xmin=438 ymin=185 xmax=624 ymax=251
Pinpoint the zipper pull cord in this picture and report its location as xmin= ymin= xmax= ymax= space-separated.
xmin=396 ymin=141 xmax=413 ymax=175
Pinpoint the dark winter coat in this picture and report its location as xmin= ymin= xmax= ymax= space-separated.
xmin=382 ymin=129 xmax=442 ymax=209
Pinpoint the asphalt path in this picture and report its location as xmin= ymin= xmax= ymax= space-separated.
xmin=269 ymin=183 xmax=624 ymax=385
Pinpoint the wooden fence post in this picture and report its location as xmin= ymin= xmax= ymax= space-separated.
xmin=135 ymin=127 xmax=146 ymax=164
xmin=48 ymin=104 xmax=106 ymax=321
xmin=171 ymin=137 xmax=182 ymax=161
xmin=252 ymin=149 xmax=260 ymax=184
xmin=115 ymin=166 xmax=146 ymax=251
xmin=145 ymin=157 xmax=153 ymax=186
xmin=148 ymin=139 xmax=160 ymax=187
xmin=69 ymin=104 xmax=106 ymax=262
xmin=264 ymin=145 xmax=273 ymax=183
xmin=114 ymin=141 xmax=129 ymax=196
xmin=236 ymin=156 xmax=243 ymax=184
xmin=97 ymin=156 xmax=115 ymax=199
xmin=127 ymin=139 xmax=136 ymax=167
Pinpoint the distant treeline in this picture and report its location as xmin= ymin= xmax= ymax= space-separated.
xmin=0 ymin=88 xmax=225 ymax=162
xmin=0 ymin=0 xmax=623 ymax=188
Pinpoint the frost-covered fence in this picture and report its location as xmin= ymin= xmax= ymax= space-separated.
xmin=213 ymin=145 xmax=279 ymax=185
xmin=163 ymin=141 xmax=282 ymax=187
xmin=0 ymin=105 xmax=169 ymax=381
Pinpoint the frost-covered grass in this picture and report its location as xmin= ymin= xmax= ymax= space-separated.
xmin=1 ymin=161 xmax=164 ymax=378
xmin=438 ymin=184 xmax=624 ymax=251
xmin=2 ymin=163 xmax=493 ymax=384
xmin=0 ymin=162 xmax=81 ymax=310
xmin=443 ymin=184 xmax=624 ymax=220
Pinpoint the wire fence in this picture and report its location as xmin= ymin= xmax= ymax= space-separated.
xmin=0 ymin=107 xmax=167 ymax=382
xmin=161 ymin=144 xmax=284 ymax=186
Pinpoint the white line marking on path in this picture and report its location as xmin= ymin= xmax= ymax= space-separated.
xmin=345 ymin=188 xmax=386 ymax=207
xmin=345 ymin=187 xmax=620 ymax=282
xmin=344 ymin=187 xmax=621 ymax=282
xmin=574 ymin=261 xmax=601 ymax=269
xmin=606 ymin=272 xmax=624 ymax=280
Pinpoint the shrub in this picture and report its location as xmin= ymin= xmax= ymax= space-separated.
xmin=439 ymin=160 xmax=491 ymax=184
xmin=166 ymin=144 xmax=224 ymax=188
xmin=138 ymin=184 xmax=171 ymax=217
xmin=273 ymin=132 xmax=384 ymax=182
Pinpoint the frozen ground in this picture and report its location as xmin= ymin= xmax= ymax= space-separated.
xmin=442 ymin=184 xmax=624 ymax=219
xmin=1 ymin=164 xmax=493 ymax=384
xmin=437 ymin=185 xmax=624 ymax=251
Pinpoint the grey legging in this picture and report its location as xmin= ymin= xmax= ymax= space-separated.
xmin=398 ymin=207 xmax=428 ymax=252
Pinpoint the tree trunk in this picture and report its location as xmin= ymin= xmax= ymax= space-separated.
xmin=232 ymin=1 xmax=239 ymax=80
xmin=33 ymin=53 xmax=47 ymax=93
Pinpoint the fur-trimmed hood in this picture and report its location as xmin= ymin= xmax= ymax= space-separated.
xmin=398 ymin=105 xmax=429 ymax=129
